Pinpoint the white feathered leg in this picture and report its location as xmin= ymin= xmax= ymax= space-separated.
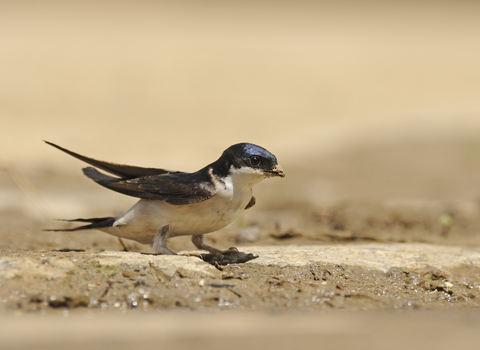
xmin=153 ymin=225 xmax=176 ymax=255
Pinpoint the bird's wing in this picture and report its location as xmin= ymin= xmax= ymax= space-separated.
xmin=83 ymin=167 xmax=216 ymax=204
xmin=244 ymin=196 xmax=256 ymax=209
xmin=45 ymin=141 xmax=180 ymax=179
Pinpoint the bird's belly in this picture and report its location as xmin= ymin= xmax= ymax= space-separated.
xmin=167 ymin=195 xmax=249 ymax=237
xmin=105 ymin=192 xmax=251 ymax=242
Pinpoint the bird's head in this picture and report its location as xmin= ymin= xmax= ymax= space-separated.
xmin=217 ymin=143 xmax=285 ymax=179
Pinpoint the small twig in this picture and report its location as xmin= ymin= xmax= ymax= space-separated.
xmin=227 ymin=288 xmax=242 ymax=298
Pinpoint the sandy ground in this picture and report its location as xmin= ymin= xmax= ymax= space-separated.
xmin=2 ymin=0 xmax=480 ymax=348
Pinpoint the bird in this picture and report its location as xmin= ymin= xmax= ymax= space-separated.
xmin=45 ymin=141 xmax=285 ymax=257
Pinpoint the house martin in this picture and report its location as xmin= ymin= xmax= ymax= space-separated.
xmin=45 ymin=141 xmax=284 ymax=257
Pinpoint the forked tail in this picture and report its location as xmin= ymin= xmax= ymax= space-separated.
xmin=44 ymin=217 xmax=116 ymax=232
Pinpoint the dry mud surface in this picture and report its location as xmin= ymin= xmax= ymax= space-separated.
xmin=2 ymin=245 xmax=480 ymax=314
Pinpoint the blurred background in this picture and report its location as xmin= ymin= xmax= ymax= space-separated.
xmin=1 ymin=0 xmax=480 ymax=251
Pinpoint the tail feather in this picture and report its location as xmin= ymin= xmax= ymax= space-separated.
xmin=44 ymin=140 xmax=179 ymax=179
xmin=58 ymin=217 xmax=115 ymax=223
xmin=82 ymin=167 xmax=120 ymax=185
xmin=45 ymin=217 xmax=116 ymax=232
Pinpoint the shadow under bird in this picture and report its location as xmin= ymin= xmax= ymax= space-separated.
xmin=45 ymin=141 xmax=285 ymax=257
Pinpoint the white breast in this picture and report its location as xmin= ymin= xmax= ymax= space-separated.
xmin=101 ymin=165 xmax=266 ymax=243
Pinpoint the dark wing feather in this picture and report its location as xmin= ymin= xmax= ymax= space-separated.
xmin=244 ymin=196 xmax=256 ymax=210
xmin=83 ymin=167 xmax=216 ymax=204
xmin=45 ymin=141 xmax=180 ymax=179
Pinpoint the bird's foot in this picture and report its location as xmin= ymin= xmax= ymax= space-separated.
xmin=179 ymin=252 xmax=203 ymax=259
xmin=191 ymin=235 xmax=254 ymax=265
xmin=204 ymin=246 xmax=239 ymax=261
xmin=201 ymin=248 xmax=258 ymax=266
xmin=217 ymin=246 xmax=239 ymax=255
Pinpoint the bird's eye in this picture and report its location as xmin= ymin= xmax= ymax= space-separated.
xmin=250 ymin=156 xmax=261 ymax=166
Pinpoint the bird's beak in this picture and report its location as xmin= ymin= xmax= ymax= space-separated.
xmin=266 ymin=164 xmax=285 ymax=178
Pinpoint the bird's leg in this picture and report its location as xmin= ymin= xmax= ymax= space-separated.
xmin=118 ymin=238 xmax=129 ymax=252
xmin=191 ymin=234 xmax=238 ymax=258
xmin=153 ymin=225 xmax=177 ymax=255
